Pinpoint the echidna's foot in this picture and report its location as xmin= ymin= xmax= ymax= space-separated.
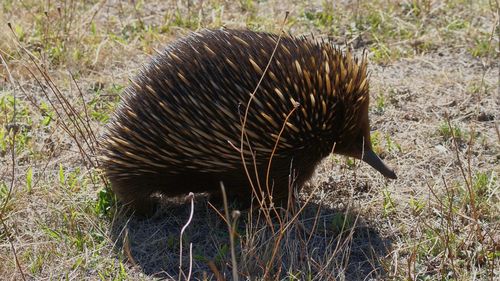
xmin=249 ymin=189 xmax=297 ymax=212
xmin=276 ymin=188 xmax=296 ymax=204
xmin=208 ymin=190 xmax=252 ymax=210
xmin=130 ymin=198 xmax=158 ymax=217
xmin=117 ymin=194 xmax=158 ymax=218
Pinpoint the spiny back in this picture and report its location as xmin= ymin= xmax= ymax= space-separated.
xmin=101 ymin=28 xmax=369 ymax=182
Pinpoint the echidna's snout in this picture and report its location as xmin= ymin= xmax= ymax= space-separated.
xmin=361 ymin=149 xmax=397 ymax=179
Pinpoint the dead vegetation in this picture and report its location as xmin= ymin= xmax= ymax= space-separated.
xmin=0 ymin=0 xmax=498 ymax=280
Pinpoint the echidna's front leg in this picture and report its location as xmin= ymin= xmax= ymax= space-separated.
xmin=110 ymin=179 xmax=157 ymax=216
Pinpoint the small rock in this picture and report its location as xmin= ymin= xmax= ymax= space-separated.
xmin=403 ymin=113 xmax=419 ymax=121
xmin=435 ymin=145 xmax=448 ymax=154
xmin=477 ymin=111 xmax=494 ymax=121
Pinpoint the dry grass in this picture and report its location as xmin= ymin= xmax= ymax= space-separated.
xmin=1 ymin=0 xmax=499 ymax=280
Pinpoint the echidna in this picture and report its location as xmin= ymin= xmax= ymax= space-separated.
xmin=101 ymin=28 xmax=397 ymax=215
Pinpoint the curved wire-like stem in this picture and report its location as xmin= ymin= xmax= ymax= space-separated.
xmin=179 ymin=192 xmax=195 ymax=281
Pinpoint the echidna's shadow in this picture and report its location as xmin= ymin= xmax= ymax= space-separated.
xmin=109 ymin=196 xmax=392 ymax=280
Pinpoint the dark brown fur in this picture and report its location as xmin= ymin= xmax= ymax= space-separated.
xmin=100 ymin=28 xmax=396 ymax=215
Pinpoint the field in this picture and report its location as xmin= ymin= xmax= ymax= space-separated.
xmin=0 ymin=0 xmax=499 ymax=280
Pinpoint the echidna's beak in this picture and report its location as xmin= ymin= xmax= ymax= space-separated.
xmin=362 ymin=149 xmax=397 ymax=179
